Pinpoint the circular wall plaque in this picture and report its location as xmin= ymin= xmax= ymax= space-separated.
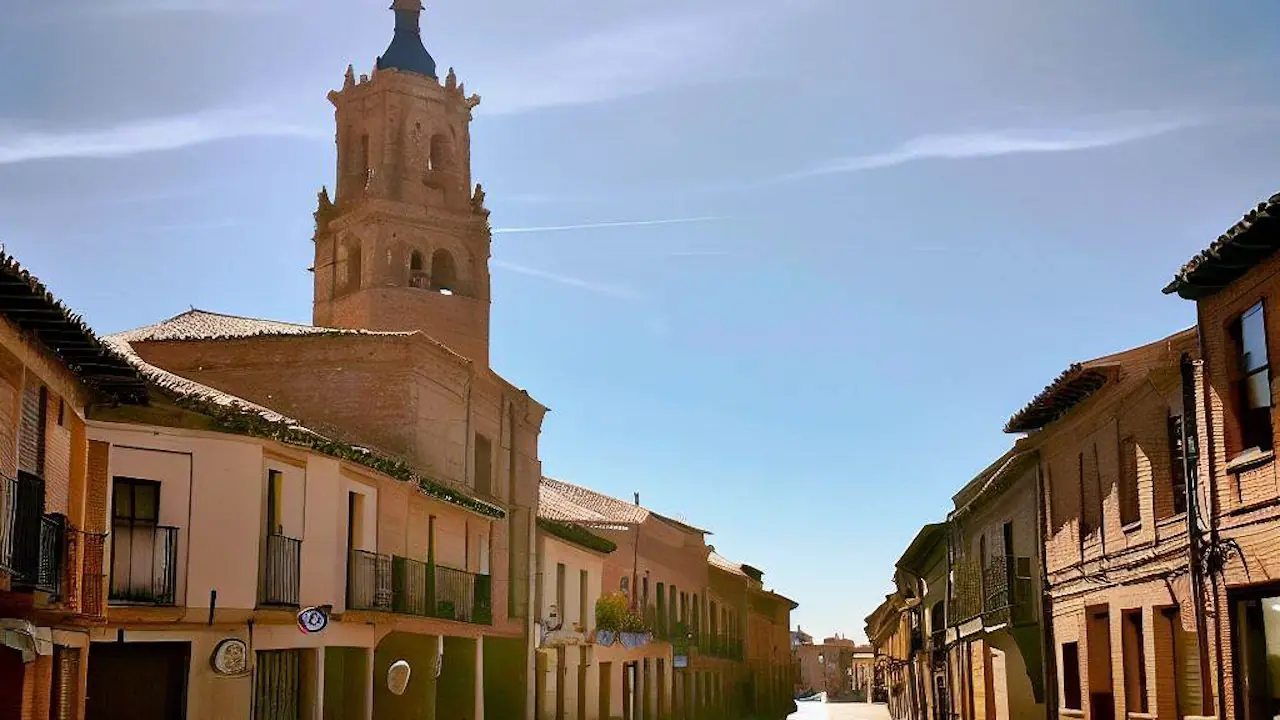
xmin=211 ymin=638 xmax=249 ymax=676
xmin=297 ymin=606 xmax=330 ymax=635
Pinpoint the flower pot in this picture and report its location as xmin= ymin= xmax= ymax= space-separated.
xmin=596 ymin=630 xmax=617 ymax=647
xmin=619 ymin=632 xmax=649 ymax=649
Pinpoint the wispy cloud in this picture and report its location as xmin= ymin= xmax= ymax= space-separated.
xmin=94 ymin=0 xmax=295 ymax=15
xmin=492 ymin=260 xmax=640 ymax=301
xmin=480 ymin=6 xmax=774 ymax=116
xmin=785 ymin=117 xmax=1204 ymax=180
xmin=0 ymin=107 xmax=325 ymax=166
xmin=492 ymin=217 xmax=723 ymax=235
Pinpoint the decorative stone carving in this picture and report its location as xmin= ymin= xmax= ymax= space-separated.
xmin=471 ymin=183 xmax=488 ymax=216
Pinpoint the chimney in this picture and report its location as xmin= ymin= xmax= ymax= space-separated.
xmin=634 ymin=492 xmax=640 ymax=506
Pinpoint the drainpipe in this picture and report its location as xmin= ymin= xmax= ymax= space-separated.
xmin=1190 ymin=315 xmax=1226 ymax=720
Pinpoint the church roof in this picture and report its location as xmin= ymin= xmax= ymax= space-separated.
xmin=103 ymin=333 xmax=505 ymax=519
xmin=375 ymin=1 xmax=438 ymax=79
xmin=116 ymin=308 xmax=412 ymax=343
xmin=116 ymin=308 xmax=467 ymax=362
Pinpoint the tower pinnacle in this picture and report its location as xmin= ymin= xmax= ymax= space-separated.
xmin=376 ymin=0 xmax=437 ymax=78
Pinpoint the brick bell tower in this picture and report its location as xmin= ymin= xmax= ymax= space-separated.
xmin=312 ymin=0 xmax=492 ymax=366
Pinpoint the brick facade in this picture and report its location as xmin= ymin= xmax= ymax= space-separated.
xmin=1012 ymin=328 xmax=1212 ymax=720
xmin=1184 ymin=244 xmax=1280 ymax=720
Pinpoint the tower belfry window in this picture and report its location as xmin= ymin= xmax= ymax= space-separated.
xmin=428 ymin=135 xmax=453 ymax=172
xmin=430 ymin=249 xmax=457 ymax=295
xmin=344 ymin=243 xmax=362 ymax=292
xmin=409 ymin=251 xmax=427 ymax=288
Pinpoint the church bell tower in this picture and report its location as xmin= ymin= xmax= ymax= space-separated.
xmin=312 ymin=0 xmax=492 ymax=366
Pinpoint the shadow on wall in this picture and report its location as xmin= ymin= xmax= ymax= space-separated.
xmin=374 ymin=632 xmax=439 ymax=720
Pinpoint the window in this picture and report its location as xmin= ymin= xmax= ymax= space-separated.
xmin=680 ymin=592 xmax=688 ymax=624
xmin=113 ymin=478 xmax=159 ymax=526
xmin=1120 ymin=437 xmax=1140 ymax=527
xmin=656 ymin=582 xmax=666 ymax=630
xmin=18 ymin=383 xmax=48 ymax=477
xmin=57 ymin=398 xmax=65 ymax=427
xmin=409 ymin=250 xmax=427 ymax=288
xmin=620 ymin=575 xmax=629 ymax=597
xmin=1123 ymin=610 xmax=1148 ymax=713
xmin=1233 ymin=301 xmax=1274 ymax=452
xmin=555 ymin=563 xmax=566 ymax=625
xmin=266 ymin=469 xmax=283 ymax=535
xmin=579 ymin=569 xmax=589 ymax=627
xmin=344 ymin=242 xmax=362 ymax=292
xmin=642 ymin=576 xmax=649 ymax=610
xmin=474 ymin=434 xmax=493 ymax=496
xmin=1062 ymin=642 xmax=1082 ymax=710
xmin=430 ymin=249 xmax=458 ymax=294
xmin=1168 ymin=414 xmax=1189 ymax=516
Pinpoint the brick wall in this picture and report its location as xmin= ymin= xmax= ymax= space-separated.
xmin=1192 ymin=248 xmax=1280 ymax=720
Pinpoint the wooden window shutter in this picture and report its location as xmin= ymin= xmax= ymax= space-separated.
xmin=19 ymin=382 xmax=47 ymax=476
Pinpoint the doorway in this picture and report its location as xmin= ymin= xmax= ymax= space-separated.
xmin=86 ymin=641 xmax=190 ymax=720
xmin=1086 ymin=609 xmax=1116 ymax=720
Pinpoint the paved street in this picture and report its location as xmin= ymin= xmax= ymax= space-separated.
xmin=788 ymin=699 xmax=892 ymax=720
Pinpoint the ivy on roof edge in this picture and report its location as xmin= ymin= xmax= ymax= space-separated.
xmin=163 ymin=389 xmax=505 ymax=519
xmin=537 ymin=518 xmax=617 ymax=554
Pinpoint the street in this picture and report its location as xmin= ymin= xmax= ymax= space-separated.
xmin=788 ymin=700 xmax=892 ymax=720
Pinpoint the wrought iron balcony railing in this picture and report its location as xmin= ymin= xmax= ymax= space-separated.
xmin=950 ymin=554 xmax=1035 ymax=628
xmin=262 ymin=533 xmax=301 ymax=606
xmin=0 ymin=473 xmax=66 ymax=595
xmin=437 ymin=565 xmax=491 ymax=624
xmin=348 ymin=549 xmax=392 ymax=611
xmin=110 ymin=523 xmax=178 ymax=605
xmin=345 ymin=553 xmax=491 ymax=624
xmin=66 ymin=529 xmax=107 ymax=619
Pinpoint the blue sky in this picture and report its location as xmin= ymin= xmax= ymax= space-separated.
xmin=3 ymin=0 xmax=1280 ymax=640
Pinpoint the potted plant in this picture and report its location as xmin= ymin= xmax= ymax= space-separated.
xmin=619 ymin=607 xmax=650 ymax=649
xmin=594 ymin=592 xmax=627 ymax=646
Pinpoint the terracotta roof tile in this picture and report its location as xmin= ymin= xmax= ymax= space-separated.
xmin=538 ymin=477 xmax=649 ymax=527
xmin=0 ymin=253 xmax=146 ymax=402
xmin=1165 ymin=192 xmax=1280 ymax=300
xmin=708 ymin=551 xmax=746 ymax=577
xmin=116 ymin=309 xmax=466 ymax=362
xmin=103 ymin=335 xmax=504 ymax=519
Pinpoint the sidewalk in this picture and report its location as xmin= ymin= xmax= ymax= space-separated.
xmin=788 ymin=699 xmax=892 ymax=720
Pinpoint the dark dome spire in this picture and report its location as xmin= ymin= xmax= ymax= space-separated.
xmin=375 ymin=0 xmax=438 ymax=78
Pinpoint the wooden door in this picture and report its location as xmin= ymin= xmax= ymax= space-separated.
xmin=599 ymin=662 xmax=613 ymax=720
xmin=86 ymin=641 xmax=190 ymax=720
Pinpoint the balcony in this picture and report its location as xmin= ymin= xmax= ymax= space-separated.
xmin=110 ymin=523 xmax=178 ymax=605
xmin=951 ymin=554 xmax=1035 ymax=629
xmin=262 ymin=533 xmax=301 ymax=606
xmin=65 ymin=529 xmax=107 ymax=619
xmin=348 ymin=550 xmax=392 ymax=612
xmin=436 ymin=565 xmax=491 ymax=624
xmin=0 ymin=473 xmax=65 ymax=595
xmin=346 ymin=552 xmax=491 ymax=624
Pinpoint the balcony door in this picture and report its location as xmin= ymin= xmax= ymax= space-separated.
xmin=110 ymin=478 xmax=176 ymax=604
